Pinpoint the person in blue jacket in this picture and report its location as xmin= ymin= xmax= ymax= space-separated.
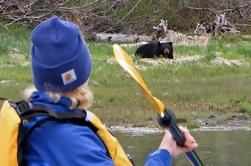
xmin=22 ymin=16 xmax=198 ymax=166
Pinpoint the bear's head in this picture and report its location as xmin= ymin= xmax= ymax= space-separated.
xmin=158 ymin=42 xmax=173 ymax=59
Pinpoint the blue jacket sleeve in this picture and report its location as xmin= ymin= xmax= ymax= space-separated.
xmin=144 ymin=149 xmax=173 ymax=166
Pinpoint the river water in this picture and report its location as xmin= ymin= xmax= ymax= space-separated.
xmin=114 ymin=130 xmax=251 ymax=166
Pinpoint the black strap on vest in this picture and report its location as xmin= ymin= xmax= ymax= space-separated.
xmin=7 ymin=100 xmax=134 ymax=166
xmin=22 ymin=104 xmax=99 ymax=140
xmin=16 ymin=101 xmax=100 ymax=165
xmin=17 ymin=101 xmax=94 ymax=144
xmin=8 ymin=100 xmax=94 ymax=132
xmin=18 ymin=102 xmax=87 ymax=120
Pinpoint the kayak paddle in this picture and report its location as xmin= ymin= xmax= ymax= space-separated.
xmin=113 ymin=44 xmax=204 ymax=166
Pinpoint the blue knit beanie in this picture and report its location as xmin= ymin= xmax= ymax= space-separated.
xmin=31 ymin=16 xmax=92 ymax=92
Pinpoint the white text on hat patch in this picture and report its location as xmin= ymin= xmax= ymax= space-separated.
xmin=61 ymin=69 xmax=77 ymax=85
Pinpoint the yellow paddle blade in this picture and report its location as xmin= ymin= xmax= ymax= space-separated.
xmin=113 ymin=44 xmax=165 ymax=116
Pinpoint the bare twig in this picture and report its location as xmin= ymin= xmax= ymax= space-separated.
xmin=235 ymin=23 xmax=251 ymax=27
xmin=184 ymin=6 xmax=217 ymax=13
xmin=118 ymin=0 xmax=141 ymax=23
xmin=59 ymin=0 xmax=99 ymax=10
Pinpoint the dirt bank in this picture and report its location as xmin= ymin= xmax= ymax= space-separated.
xmin=111 ymin=113 xmax=251 ymax=134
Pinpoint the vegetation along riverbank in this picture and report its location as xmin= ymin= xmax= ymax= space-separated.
xmin=0 ymin=21 xmax=251 ymax=129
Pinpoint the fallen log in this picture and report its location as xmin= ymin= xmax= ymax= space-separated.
xmin=95 ymin=33 xmax=152 ymax=42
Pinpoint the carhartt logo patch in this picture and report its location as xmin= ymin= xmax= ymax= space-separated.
xmin=61 ymin=69 xmax=77 ymax=85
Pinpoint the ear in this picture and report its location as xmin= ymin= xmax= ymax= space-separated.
xmin=168 ymin=42 xmax=173 ymax=46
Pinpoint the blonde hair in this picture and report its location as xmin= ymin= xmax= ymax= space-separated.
xmin=23 ymin=81 xmax=93 ymax=110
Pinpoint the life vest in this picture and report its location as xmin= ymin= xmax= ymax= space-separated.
xmin=0 ymin=100 xmax=134 ymax=166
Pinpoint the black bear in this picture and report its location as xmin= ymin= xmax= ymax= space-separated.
xmin=135 ymin=42 xmax=173 ymax=59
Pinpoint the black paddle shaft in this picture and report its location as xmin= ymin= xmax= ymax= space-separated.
xmin=157 ymin=109 xmax=185 ymax=146
xmin=157 ymin=109 xmax=205 ymax=166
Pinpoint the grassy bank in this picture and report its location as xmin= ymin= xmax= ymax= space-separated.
xmin=0 ymin=21 xmax=251 ymax=127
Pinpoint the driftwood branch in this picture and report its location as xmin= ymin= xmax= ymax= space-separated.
xmin=194 ymin=13 xmax=240 ymax=36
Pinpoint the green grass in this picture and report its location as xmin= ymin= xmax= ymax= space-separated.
xmin=0 ymin=20 xmax=31 ymax=64
xmin=0 ymin=22 xmax=251 ymax=126
xmin=206 ymin=35 xmax=251 ymax=59
xmin=173 ymin=45 xmax=206 ymax=56
xmin=0 ymin=65 xmax=31 ymax=82
xmin=240 ymin=102 xmax=251 ymax=114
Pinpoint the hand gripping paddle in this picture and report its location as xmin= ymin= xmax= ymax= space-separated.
xmin=113 ymin=44 xmax=204 ymax=166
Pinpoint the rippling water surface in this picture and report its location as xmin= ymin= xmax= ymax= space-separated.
xmin=114 ymin=130 xmax=251 ymax=166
